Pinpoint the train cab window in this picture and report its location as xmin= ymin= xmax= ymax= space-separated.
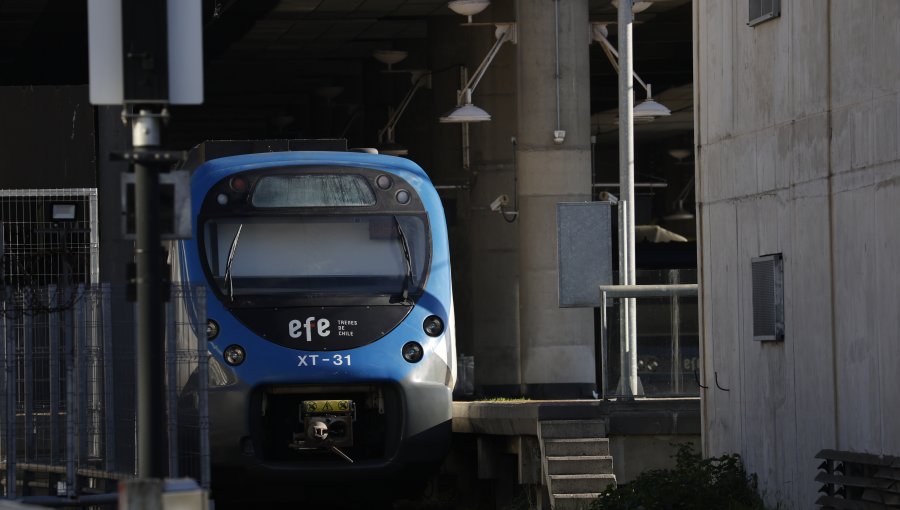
xmin=202 ymin=215 xmax=428 ymax=302
xmin=252 ymin=175 xmax=376 ymax=208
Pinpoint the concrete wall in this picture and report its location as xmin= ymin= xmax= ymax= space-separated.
xmin=609 ymin=435 xmax=701 ymax=484
xmin=695 ymin=1 xmax=900 ymax=508
xmin=0 ymin=86 xmax=96 ymax=188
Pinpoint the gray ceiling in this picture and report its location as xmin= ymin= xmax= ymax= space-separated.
xmin=0 ymin=0 xmax=693 ymax=148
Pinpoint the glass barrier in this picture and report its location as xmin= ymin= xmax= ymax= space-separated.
xmin=601 ymin=269 xmax=700 ymax=398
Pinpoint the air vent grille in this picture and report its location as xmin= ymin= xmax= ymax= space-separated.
xmin=749 ymin=0 xmax=781 ymax=26
xmin=815 ymin=449 xmax=900 ymax=508
xmin=751 ymin=254 xmax=784 ymax=341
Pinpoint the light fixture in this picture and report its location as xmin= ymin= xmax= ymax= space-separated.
xmin=590 ymin=22 xmax=671 ymax=122
xmin=377 ymin=71 xmax=431 ymax=155
xmin=439 ymin=94 xmax=492 ymax=123
xmin=373 ymin=49 xmax=408 ymax=71
xmin=51 ymin=203 xmax=77 ymax=221
xmin=447 ymin=0 xmax=490 ymax=23
xmin=402 ymin=341 xmax=424 ymax=363
xmin=223 ymin=344 xmax=246 ymax=366
xmin=315 ymin=86 xmax=344 ymax=103
xmin=663 ymin=176 xmax=695 ymax=221
xmin=423 ymin=315 xmax=445 ymax=337
xmin=611 ymin=0 xmax=653 ymax=14
xmin=206 ymin=319 xmax=219 ymax=340
xmin=632 ymin=85 xmax=671 ymax=123
xmin=439 ymin=23 xmax=515 ymax=123
xmin=667 ymin=148 xmax=692 ymax=162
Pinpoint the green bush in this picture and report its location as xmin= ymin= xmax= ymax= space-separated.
xmin=590 ymin=443 xmax=768 ymax=510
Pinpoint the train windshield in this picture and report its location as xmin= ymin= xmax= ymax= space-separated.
xmin=202 ymin=214 xmax=428 ymax=302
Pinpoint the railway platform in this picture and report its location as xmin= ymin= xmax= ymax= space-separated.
xmin=443 ymin=398 xmax=700 ymax=509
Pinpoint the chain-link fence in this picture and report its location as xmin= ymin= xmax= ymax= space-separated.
xmin=0 ymin=283 xmax=208 ymax=501
xmin=0 ymin=189 xmax=99 ymax=291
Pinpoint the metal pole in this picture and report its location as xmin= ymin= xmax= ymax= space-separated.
xmin=600 ymin=290 xmax=608 ymax=400
xmin=459 ymin=68 xmax=471 ymax=170
xmin=132 ymin=109 xmax=167 ymax=479
xmin=101 ymin=284 xmax=116 ymax=472
xmin=4 ymin=290 xmax=17 ymax=498
xmin=598 ymin=284 xmax=698 ymax=298
xmin=48 ymin=286 xmax=60 ymax=465
xmin=63 ymin=289 xmax=75 ymax=498
xmin=196 ymin=287 xmax=211 ymax=490
xmin=76 ymin=285 xmax=88 ymax=467
xmin=23 ymin=295 xmax=34 ymax=463
xmin=166 ymin=298 xmax=178 ymax=478
xmin=669 ymin=270 xmax=682 ymax=394
xmin=617 ymin=201 xmax=629 ymax=395
xmin=617 ymin=0 xmax=638 ymax=397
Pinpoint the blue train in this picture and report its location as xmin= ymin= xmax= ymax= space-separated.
xmin=175 ymin=141 xmax=456 ymax=501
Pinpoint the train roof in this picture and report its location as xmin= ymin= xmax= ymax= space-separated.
xmin=181 ymin=139 xmax=349 ymax=170
xmin=183 ymin=139 xmax=432 ymax=186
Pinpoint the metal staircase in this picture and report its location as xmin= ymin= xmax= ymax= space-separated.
xmin=538 ymin=420 xmax=617 ymax=510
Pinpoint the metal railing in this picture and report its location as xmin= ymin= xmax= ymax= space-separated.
xmin=0 ymin=283 xmax=209 ymax=501
xmin=599 ymin=269 xmax=700 ymax=399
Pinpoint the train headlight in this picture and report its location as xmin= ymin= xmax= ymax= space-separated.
xmin=223 ymin=344 xmax=246 ymax=366
xmin=395 ymin=189 xmax=411 ymax=205
xmin=423 ymin=315 xmax=444 ymax=337
xmin=402 ymin=341 xmax=424 ymax=363
xmin=376 ymin=175 xmax=393 ymax=190
xmin=206 ymin=319 xmax=219 ymax=340
xmin=229 ymin=176 xmax=248 ymax=192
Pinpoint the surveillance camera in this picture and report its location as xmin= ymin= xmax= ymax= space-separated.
xmin=490 ymin=194 xmax=510 ymax=212
xmin=598 ymin=191 xmax=619 ymax=204
xmin=553 ymin=130 xmax=566 ymax=145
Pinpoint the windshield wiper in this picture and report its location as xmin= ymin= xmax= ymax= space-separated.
xmin=393 ymin=216 xmax=414 ymax=304
xmin=223 ymin=224 xmax=243 ymax=302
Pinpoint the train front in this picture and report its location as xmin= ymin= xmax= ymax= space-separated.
xmin=184 ymin=152 xmax=455 ymax=497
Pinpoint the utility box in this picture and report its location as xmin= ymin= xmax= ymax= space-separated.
xmin=557 ymin=202 xmax=613 ymax=307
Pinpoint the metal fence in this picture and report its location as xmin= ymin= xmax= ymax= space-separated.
xmin=0 ymin=283 xmax=209 ymax=501
xmin=0 ymin=189 xmax=99 ymax=291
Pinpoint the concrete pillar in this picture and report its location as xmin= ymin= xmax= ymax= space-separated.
xmin=516 ymin=0 xmax=594 ymax=398
xmin=429 ymin=3 xmax=521 ymax=398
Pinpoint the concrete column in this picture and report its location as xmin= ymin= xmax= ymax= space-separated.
xmin=516 ymin=0 xmax=594 ymax=398
xmin=429 ymin=3 xmax=521 ymax=398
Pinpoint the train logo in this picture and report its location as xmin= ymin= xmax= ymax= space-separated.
xmin=288 ymin=317 xmax=332 ymax=341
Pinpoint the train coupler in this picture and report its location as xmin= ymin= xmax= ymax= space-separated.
xmin=288 ymin=399 xmax=356 ymax=463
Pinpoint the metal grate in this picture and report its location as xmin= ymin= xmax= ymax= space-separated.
xmin=0 ymin=189 xmax=99 ymax=291
xmin=816 ymin=449 xmax=900 ymax=508
xmin=751 ymin=254 xmax=784 ymax=342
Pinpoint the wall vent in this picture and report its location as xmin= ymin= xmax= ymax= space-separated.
xmin=815 ymin=449 xmax=900 ymax=508
xmin=751 ymin=254 xmax=784 ymax=341
xmin=748 ymin=0 xmax=780 ymax=26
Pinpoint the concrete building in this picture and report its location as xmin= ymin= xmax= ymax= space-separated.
xmin=695 ymin=1 xmax=900 ymax=507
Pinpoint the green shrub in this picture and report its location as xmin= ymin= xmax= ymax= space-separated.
xmin=590 ymin=443 xmax=768 ymax=510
